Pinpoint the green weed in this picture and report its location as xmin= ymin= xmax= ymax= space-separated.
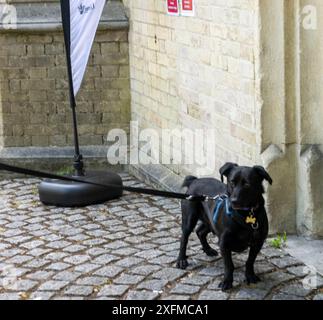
xmin=269 ymin=232 xmax=287 ymax=249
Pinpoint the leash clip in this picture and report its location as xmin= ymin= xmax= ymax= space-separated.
xmin=186 ymin=194 xmax=226 ymax=202
xmin=203 ymin=195 xmax=220 ymax=202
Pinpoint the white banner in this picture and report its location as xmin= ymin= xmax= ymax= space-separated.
xmin=69 ymin=0 xmax=105 ymax=96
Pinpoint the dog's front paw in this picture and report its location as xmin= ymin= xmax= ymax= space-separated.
xmin=245 ymin=273 xmax=261 ymax=285
xmin=176 ymin=259 xmax=188 ymax=269
xmin=218 ymin=280 xmax=233 ymax=291
xmin=204 ymin=247 xmax=218 ymax=257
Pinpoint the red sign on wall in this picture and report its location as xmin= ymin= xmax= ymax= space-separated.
xmin=181 ymin=0 xmax=195 ymax=16
xmin=181 ymin=0 xmax=194 ymax=17
xmin=167 ymin=0 xmax=179 ymax=16
xmin=182 ymin=0 xmax=193 ymax=11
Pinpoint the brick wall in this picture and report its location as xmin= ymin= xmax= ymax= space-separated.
xmin=123 ymin=0 xmax=259 ymax=177
xmin=0 ymin=1 xmax=130 ymax=148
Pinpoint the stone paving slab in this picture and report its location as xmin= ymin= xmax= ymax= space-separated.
xmin=0 ymin=174 xmax=323 ymax=300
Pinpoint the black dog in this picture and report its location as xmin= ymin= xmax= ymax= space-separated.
xmin=176 ymin=163 xmax=272 ymax=291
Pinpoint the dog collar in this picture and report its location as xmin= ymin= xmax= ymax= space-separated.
xmin=231 ymin=204 xmax=260 ymax=230
xmin=232 ymin=204 xmax=259 ymax=212
xmin=212 ymin=197 xmax=259 ymax=230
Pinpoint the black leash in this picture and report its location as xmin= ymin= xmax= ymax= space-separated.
xmin=0 ymin=162 xmax=207 ymax=202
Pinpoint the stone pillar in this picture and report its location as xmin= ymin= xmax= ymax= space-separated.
xmin=297 ymin=0 xmax=323 ymax=237
xmin=256 ymin=0 xmax=297 ymax=234
xmin=258 ymin=0 xmax=323 ymax=238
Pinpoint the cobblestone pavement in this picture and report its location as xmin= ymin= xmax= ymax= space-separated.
xmin=0 ymin=173 xmax=323 ymax=300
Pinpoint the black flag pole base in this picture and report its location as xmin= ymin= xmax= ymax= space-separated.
xmin=38 ymin=170 xmax=123 ymax=207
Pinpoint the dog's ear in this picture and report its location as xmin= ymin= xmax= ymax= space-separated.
xmin=219 ymin=162 xmax=238 ymax=183
xmin=253 ymin=166 xmax=273 ymax=185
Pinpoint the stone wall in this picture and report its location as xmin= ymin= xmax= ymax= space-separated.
xmin=123 ymin=0 xmax=259 ymax=179
xmin=0 ymin=0 xmax=130 ymax=165
xmin=123 ymin=0 xmax=323 ymax=238
xmin=0 ymin=30 xmax=129 ymax=148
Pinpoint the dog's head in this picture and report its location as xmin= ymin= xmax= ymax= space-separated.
xmin=219 ymin=162 xmax=272 ymax=210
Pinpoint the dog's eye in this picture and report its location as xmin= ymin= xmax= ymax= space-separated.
xmin=244 ymin=183 xmax=251 ymax=188
xmin=230 ymin=181 xmax=235 ymax=187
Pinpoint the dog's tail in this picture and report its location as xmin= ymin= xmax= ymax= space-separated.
xmin=182 ymin=175 xmax=198 ymax=188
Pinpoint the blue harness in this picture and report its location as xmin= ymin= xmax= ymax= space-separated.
xmin=213 ymin=195 xmax=233 ymax=225
xmin=211 ymin=195 xmax=259 ymax=230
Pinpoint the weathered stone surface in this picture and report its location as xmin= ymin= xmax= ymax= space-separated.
xmin=93 ymin=266 xmax=123 ymax=278
xmin=52 ymin=271 xmax=81 ymax=282
xmin=161 ymin=295 xmax=190 ymax=300
xmin=181 ymin=275 xmax=212 ymax=286
xmin=0 ymin=175 xmax=321 ymax=300
xmin=115 ymin=257 xmax=144 ymax=268
xmin=261 ymin=248 xmax=286 ymax=258
xmin=152 ymin=268 xmax=187 ymax=281
xmin=114 ymin=274 xmax=145 ymax=285
xmin=64 ymin=285 xmax=93 ymax=297
xmin=198 ymin=290 xmax=228 ymax=300
xmin=270 ymin=256 xmax=301 ymax=269
xmin=126 ymin=290 xmax=160 ymax=300
xmin=97 ymin=285 xmax=129 ymax=297
xmin=271 ymin=293 xmax=303 ymax=300
xmin=0 ymin=293 xmax=23 ymax=300
xmin=233 ymin=288 xmax=269 ymax=300
xmin=170 ymin=284 xmax=201 ymax=295
xmin=287 ymin=266 xmax=310 ymax=277
xmin=26 ymin=271 xmax=54 ymax=281
xmin=30 ymin=291 xmax=55 ymax=300
xmin=46 ymin=262 xmax=71 ymax=271
xmin=76 ymin=277 xmax=106 ymax=286
xmin=138 ymin=280 xmax=169 ymax=292
xmin=38 ymin=280 xmax=69 ymax=291
xmin=130 ymin=265 xmax=161 ymax=276
xmin=279 ymin=283 xmax=312 ymax=297
xmin=6 ymin=279 xmax=38 ymax=291
xmin=73 ymin=264 xmax=100 ymax=273
xmin=198 ymin=265 xmax=224 ymax=277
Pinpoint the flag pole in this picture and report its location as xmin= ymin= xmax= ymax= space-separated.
xmin=60 ymin=0 xmax=84 ymax=176
xmin=38 ymin=0 xmax=123 ymax=207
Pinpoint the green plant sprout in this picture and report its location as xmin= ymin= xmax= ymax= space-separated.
xmin=269 ymin=232 xmax=287 ymax=249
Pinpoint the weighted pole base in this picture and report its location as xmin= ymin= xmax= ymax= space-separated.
xmin=38 ymin=170 xmax=123 ymax=207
